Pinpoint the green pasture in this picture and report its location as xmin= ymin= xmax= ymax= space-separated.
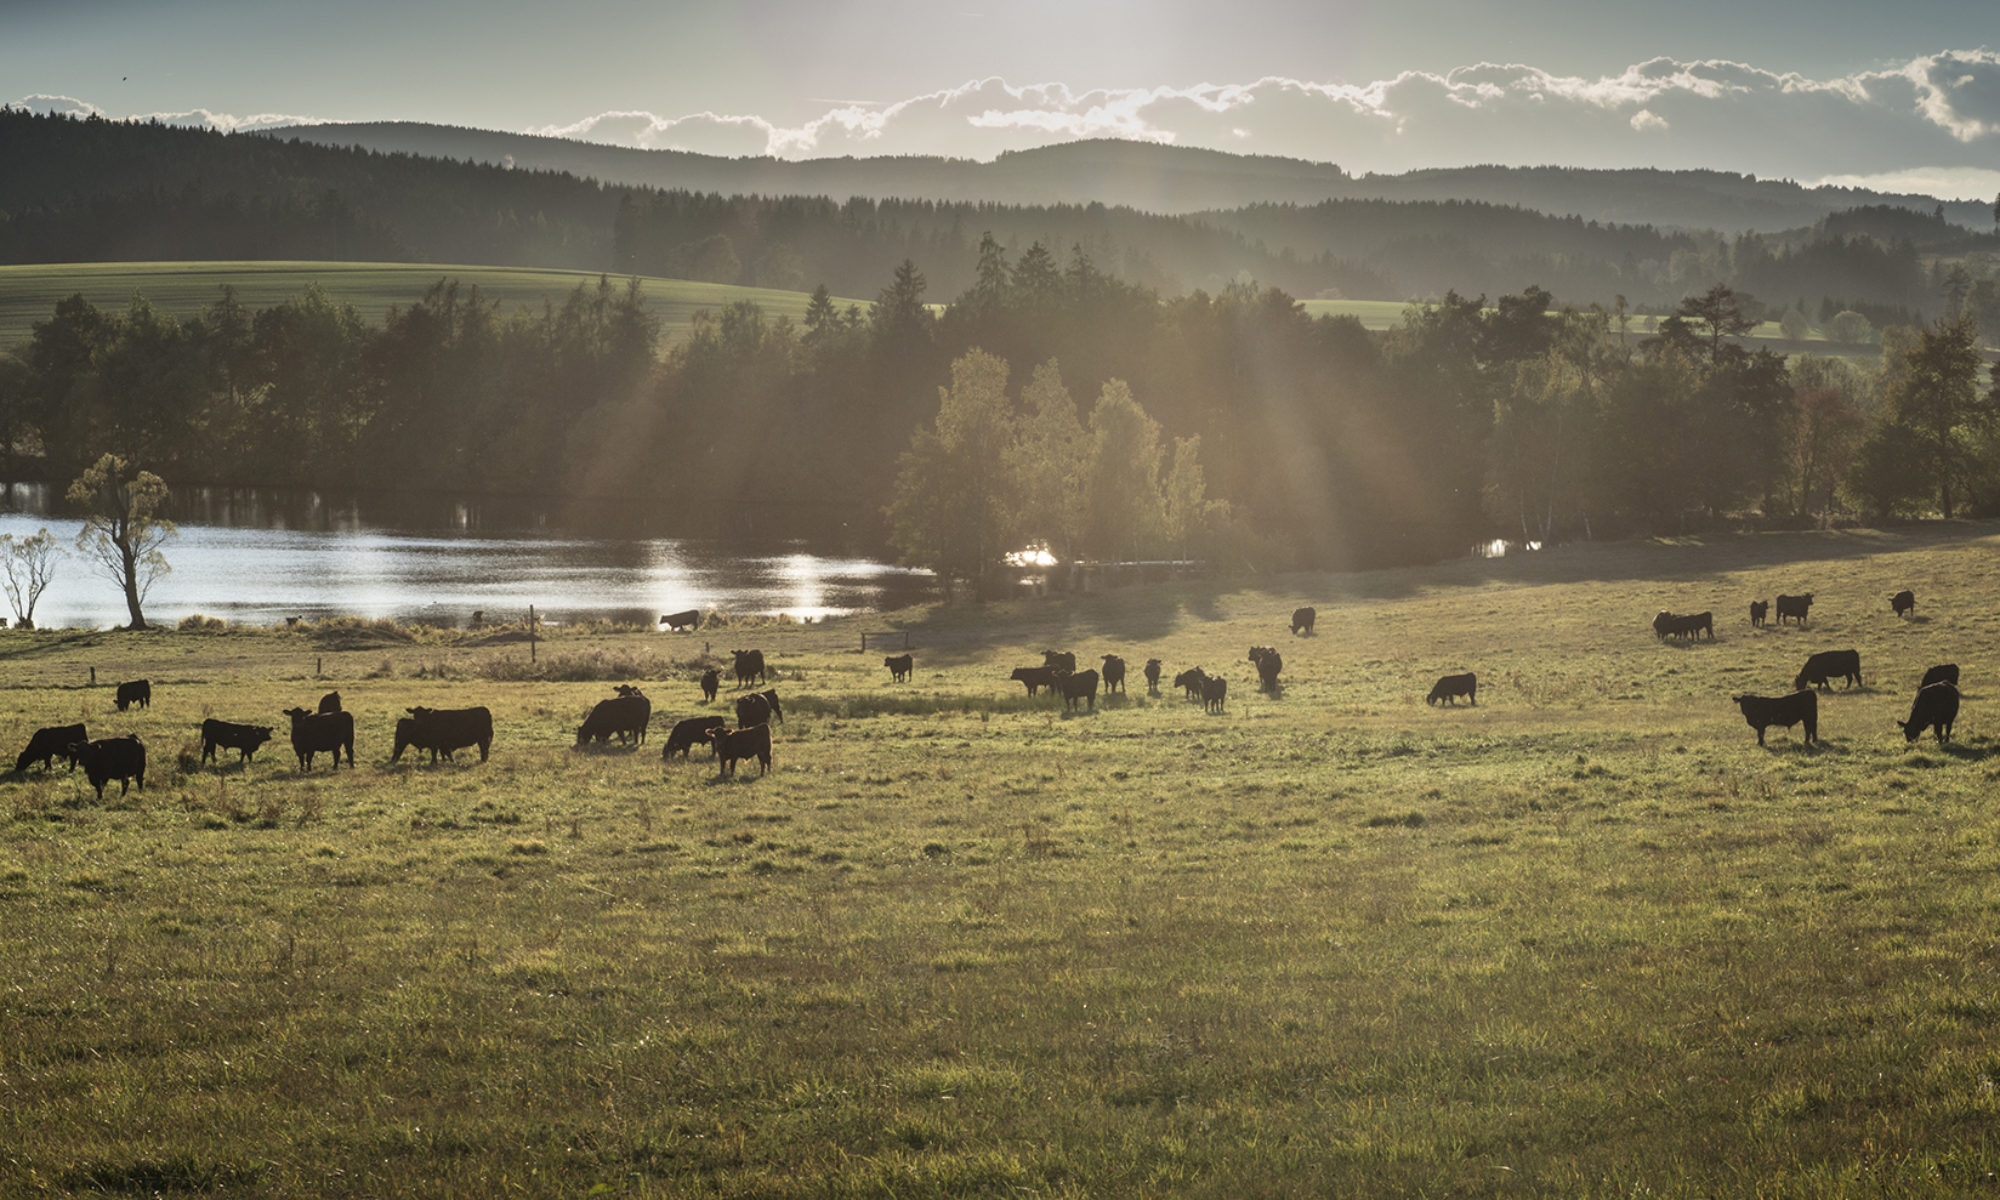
xmin=5 ymin=525 xmax=2000 ymax=1195
xmin=0 ymin=261 xmax=857 ymax=353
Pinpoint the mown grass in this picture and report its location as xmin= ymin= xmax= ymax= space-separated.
xmin=4 ymin=522 xmax=2000 ymax=1196
xmin=0 ymin=261 xmax=863 ymax=353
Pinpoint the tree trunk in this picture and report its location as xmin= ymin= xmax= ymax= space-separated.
xmin=120 ymin=541 xmax=146 ymax=629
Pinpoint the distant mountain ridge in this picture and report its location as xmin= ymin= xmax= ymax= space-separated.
xmin=272 ymin=122 xmax=1991 ymax=233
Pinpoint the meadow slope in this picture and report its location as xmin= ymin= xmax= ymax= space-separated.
xmin=3 ymin=524 xmax=2000 ymax=1197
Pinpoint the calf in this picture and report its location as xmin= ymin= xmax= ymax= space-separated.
xmin=577 ymin=693 xmax=651 ymax=746
xmin=707 ymin=723 xmax=773 ymax=776
xmin=660 ymin=608 xmax=701 ymax=631
xmin=1100 ymin=655 xmax=1126 ymax=695
xmin=398 ymin=706 xmax=494 ymax=763
xmin=1202 ymin=675 xmax=1228 ymax=714
xmin=1291 ymin=606 xmax=1317 ymax=636
xmin=1775 ymin=593 xmax=1813 ymax=626
xmin=1175 ymin=667 xmax=1208 ymax=702
xmin=1890 ymin=590 xmax=1916 ymax=618
xmin=283 ymin=707 xmax=355 ymax=771
xmin=1059 ymin=668 xmax=1100 ymax=712
xmin=1794 ymin=649 xmax=1862 ymax=692
xmin=1920 ymin=663 xmax=1960 ymax=689
xmin=662 ymin=716 xmax=726 ymax=761
xmin=15 ymin=723 xmax=86 ymax=774
xmin=1749 ymin=600 xmax=1768 ymax=627
xmin=731 ymin=648 xmax=766 ymax=687
xmin=317 ymin=691 xmax=342 ymax=714
xmin=700 ymin=668 xmax=720 ymax=702
xmin=1427 ymin=672 xmax=1477 ymax=706
xmin=885 ymin=653 xmax=914 ymax=683
xmin=115 ymin=679 xmax=151 ymax=711
xmin=1011 ymin=666 xmax=1057 ymax=696
xmin=200 ymin=719 xmax=274 ymax=764
xmin=73 ymin=734 xmax=146 ymax=799
xmin=1143 ymin=659 xmax=1162 ymax=694
xmin=1733 ymin=690 xmax=1818 ymax=746
xmin=1898 ymin=681 xmax=1958 ymax=745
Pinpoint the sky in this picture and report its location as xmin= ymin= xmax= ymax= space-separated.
xmin=7 ymin=0 xmax=2000 ymax=199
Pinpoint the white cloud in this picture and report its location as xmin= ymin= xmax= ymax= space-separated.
xmin=1630 ymin=109 xmax=1668 ymax=132
xmin=1812 ymin=166 xmax=2000 ymax=204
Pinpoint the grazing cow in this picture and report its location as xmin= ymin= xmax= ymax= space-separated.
xmin=317 ymin=691 xmax=342 ymax=714
xmin=660 ymin=608 xmax=701 ymax=631
xmin=15 ymin=723 xmax=86 ymax=774
xmin=199 ymin=719 xmax=274 ymax=764
xmin=731 ymin=648 xmax=766 ymax=687
xmin=1775 ymin=593 xmax=1813 ymax=626
xmin=707 ymin=723 xmax=772 ymax=776
xmin=735 ymin=692 xmax=772 ymax=728
xmin=114 ymin=679 xmax=151 ymax=711
xmin=1890 ymin=590 xmax=1916 ymax=618
xmin=1100 ymin=655 xmax=1126 ymax=694
xmin=1043 ymin=650 xmax=1077 ymax=674
xmin=1898 ymin=682 xmax=1959 ymax=745
xmin=1794 ymin=649 xmax=1862 ymax=692
xmin=759 ymin=688 xmax=784 ymax=724
xmin=1011 ymin=666 xmax=1058 ymax=696
xmin=397 ymin=706 xmax=495 ymax=763
xmin=1920 ymin=663 xmax=1960 ymax=689
xmin=1733 ymin=691 xmax=1818 ymax=746
xmin=1291 ymin=606 xmax=1317 ymax=636
xmin=72 ymin=735 xmax=146 ymax=799
xmin=1202 ymin=675 xmax=1228 ymax=714
xmin=885 ymin=653 xmax=914 ymax=683
xmin=1749 ymin=600 xmax=1769 ymax=627
xmin=700 ymin=668 xmax=720 ymax=702
xmin=1427 ymin=672 xmax=1477 ymax=706
xmin=1058 ymin=668 xmax=1100 ymax=712
xmin=1174 ymin=667 xmax=1208 ymax=701
xmin=1249 ymin=646 xmax=1283 ymax=693
xmin=577 ymin=693 xmax=652 ymax=746
xmin=663 ymin=716 xmax=726 ymax=760
xmin=283 ymin=707 xmax=355 ymax=771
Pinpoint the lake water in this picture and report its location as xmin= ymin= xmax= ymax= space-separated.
xmin=0 ymin=484 xmax=935 ymax=629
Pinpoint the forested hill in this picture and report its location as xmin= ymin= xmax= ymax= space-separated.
xmin=274 ymin=122 xmax=1994 ymax=234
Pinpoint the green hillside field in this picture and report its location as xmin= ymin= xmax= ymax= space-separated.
xmin=4 ymin=523 xmax=2000 ymax=1194
xmin=0 ymin=261 xmax=865 ymax=352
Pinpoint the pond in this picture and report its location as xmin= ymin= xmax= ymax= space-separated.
xmin=0 ymin=484 xmax=936 ymax=630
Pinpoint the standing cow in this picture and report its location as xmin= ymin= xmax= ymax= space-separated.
xmin=1890 ymin=590 xmax=1916 ymax=618
xmin=885 ymin=653 xmax=914 ymax=683
xmin=1291 ymin=607 xmax=1317 ymax=636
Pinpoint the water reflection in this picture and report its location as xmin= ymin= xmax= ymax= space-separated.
xmin=0 ymin=490 xmax=933 ymax=629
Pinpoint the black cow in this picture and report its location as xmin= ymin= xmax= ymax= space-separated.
xmin=885 ymin=653 xmax=914 ymax=683
xmin=1749 ymin=600 xmax=1769 ymax=627
xmin=114 ymin=679 xmax=151 ymax=711
xmin=1890 ymin=590 xmax=1916 ymax=618
xmin=707 ymin=723 xmax=772 ymax=776
xmin=1733 ymin=691 xmax=1818 ymax=746
xmin=577 ymin=694 xmax=651 ymax=746
xmin=200 ymin=719 xmax=274 ymax=764
xmin=735 ymin=692 xmax=771 ymax=727
xmin=1775 ymin=593 xmax=1813 ymax=626
xmin=1427 ymin=672 xmax=1477 ymax=706
xmin=663 ymin=716 xmax=726 ymax=761
xmin=660 ymin=608 xmax=701 ymax=631
xmin=73 ymin=734 xmax=146 ymax=799
xmin=1249 ymin=646 xmax=1283 ymax=693
xmin=1011 ymin=666 xmax=1057 ymax=696
xmin=283 ymin=707 xmax=355 ymax=771
xmin=1058 ymin=668 xmax=1100 ymax=712
xmin=1795 ymin=649 xmax=1862 ymax=692
xmin=1921 ymin=663 xmax=1960 ymax=689
xmin=1652 ymin=611 xmax=1713 ymax=640
xmin=1202 ymin=675 xmax=1228 ymax=714
xmin=700 ymin=668 xmax=720 ymax=702
xmin=1898 ymin=682 xmax=1959 ymax=744
xmin=1143 ymin=659 xmax=1162 ymax=694
xmin=398 ymin=706 xmax=494 ymax=763
xmin=1043 ymin=649 xmax=1077 ymax=674
xmin=614 ymin=684 xmax=647 ymax=699
xmin=15 ymin=723 xmax=85 ymax=773
xmin=1291 ymin=606 xmax=1317 ymax=636
xmin=1100 ymin=655 xmax=1126 ymax=694
xmin=317 ymin=691 xmax=342 ymax=714
xmin=1175 ymin=667 xmax=1208 ymax=701
xmin=732 ymin=648 xmax=766 ymax=687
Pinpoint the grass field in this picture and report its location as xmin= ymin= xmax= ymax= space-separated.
xmin=0 ymin=262 xmax=862 ymax=353
xmin=5 ymin=524 xmax=2000 ymax=1196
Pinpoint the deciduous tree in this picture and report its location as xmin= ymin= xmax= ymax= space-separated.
xmin=0 ymin=527 xmax=63 ymax=629
xmin=67 ymin=453 xmax=175 ymax=631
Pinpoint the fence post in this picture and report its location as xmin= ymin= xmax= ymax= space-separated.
xmin=529 ymin=605 xmax=539 ymax=663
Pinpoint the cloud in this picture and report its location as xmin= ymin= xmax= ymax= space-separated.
xmin=11 ymin=93 xmax=324 ymax=133
xmin=1629 ymin=109 xmax=1668 ymax=132
xmin=1812 ymin=165 xmax=2000 ymax=203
